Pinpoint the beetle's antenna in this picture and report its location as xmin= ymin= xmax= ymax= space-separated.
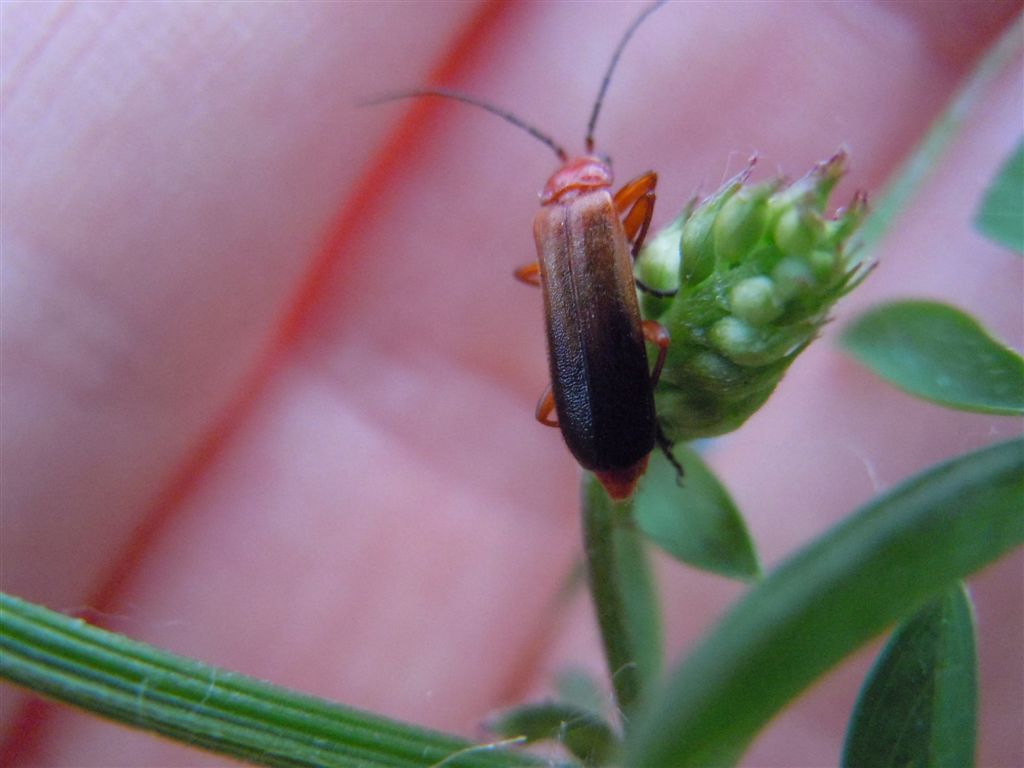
xmin=364 ymin=88 xmax=568 ymax=162
xmin=584 ymin=0 xmax=666 ymax=153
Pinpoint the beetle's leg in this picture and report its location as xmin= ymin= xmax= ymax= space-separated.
xmin=616 ymin=173 xmax=679 ymax=298
xmin=642 ymin=320 xmax=670 ymax=386
xmin=622 ymin=191 xmax=655 ymax=259
xmin=514 ymin=262 xmax=542 ymax=287
xmin=642 ymin=307 xmax=681 ymax=485
xmin=614 ymin=171 xmax=657 ymax=257
xmin=627 ymin=196 xmax=676 ymax=297
xmin=656 ymin=423 xmax=685 ymax=485
xmin=635 ymin=278 xmax=678 ymax=298
xmin=535 ymin=385 xmax=559 ymax=427
xmin=614 ymin=171 xmax=657 ymax=218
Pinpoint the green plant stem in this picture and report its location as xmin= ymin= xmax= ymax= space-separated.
xmin=857 ymin=12 xmax=1023 ymax=252
xmin=585 ymin=489 xmax=638 ymax=724
xmin=0 ymin=593 xmax=544 ymax=768
xmin=581 ymin=478 xmax=661 ymax=728
xmin=582 ymin=485 xmax=640 ymax=719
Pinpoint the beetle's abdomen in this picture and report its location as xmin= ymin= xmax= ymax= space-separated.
xmin=533 ymin=191 xmax=657 ymax=473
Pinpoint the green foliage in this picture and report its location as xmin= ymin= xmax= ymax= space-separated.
xmin=624 ymin=438 xmax=1023 ymax=767
xmin=487 ymin=702 xmax=618 ymax=766
xmin=553 ymin=667 xmax=609 ymax=717
xmin=842 ymin=300 xmax=1024 ymax=415
xmin=842 ymin=583 xmax=977 ymax=768
xmin=0 ymin=593 xmax=543 ymax=768
xmin=633 ymin=444 xmax=759 ymax=580
xmin=975 ymin=138 xmax=1024 ymax=253
xmin=638 ymin=152 xmax=869 ymax=442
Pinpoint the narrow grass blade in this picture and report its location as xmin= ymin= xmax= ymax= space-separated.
xmin=856 ymin=15 xmax=1022 ymax=253
xmin=0 ymin=593 xmax=546 ymax=768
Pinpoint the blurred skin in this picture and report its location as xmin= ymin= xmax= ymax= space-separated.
xmin=2 ymin=1 xmax=1022 ymax=766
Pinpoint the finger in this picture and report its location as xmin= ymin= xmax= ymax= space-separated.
xmin=1 ymin=0 xmax=482 ymax=748
xmin=1 ymin=0 xmax=480 ymax=617
xmin=7 ymin=2 xmax=1021 ymax=766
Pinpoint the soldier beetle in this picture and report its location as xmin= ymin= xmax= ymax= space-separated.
xmin=374 ymin=1 xmax=681 ymax=499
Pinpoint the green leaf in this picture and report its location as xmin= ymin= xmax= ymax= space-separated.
xmin=554 ymin=667 xmax=609 ymax=718
xmin=582 ymin=477 xmax=663 ymax=719
xmin=975 ymin=138 xmax=1024 ymax=253
xmin=624 ymin=437 xmax=1024 ymax=768
xmin=488 ymin=701 xmax=618 ymax=766
xmin=0 ymin=593 xmax=546 ymax=768
xmin=633 ymin=444 xmax=759 ymax=580
xmin=842 ymin=582 xmax=977 ymax=768
xmin=842 ymin=300 xmax=1024 ymax=415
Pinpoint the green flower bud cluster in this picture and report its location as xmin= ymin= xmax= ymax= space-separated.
xmin=635 ymin=150 xmax=869 ymax=441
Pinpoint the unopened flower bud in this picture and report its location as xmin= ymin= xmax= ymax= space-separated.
xmin=771 ymin=257 xmax=815 ymax=301
xmin=710 ymin=317 xmax=765 ymax=365
xmin=825 ymin=189 xmax=869 ymax=247
xmin=636 ymin=214 xmax=684 ymax=318
xmin=713 ymin=184 xmax=772 ymax=267
xmin=680 ymin=196 xmax=723 ymax=285
xmin=808 ymin=249 xmax=837 ymax=282
xmin=730 ymin=276 xmax=783 ymax=325
xmin=645 ymin=149 xmax=869 ymax=442
xmin=774 ymin=204 xmax=824 ymax=257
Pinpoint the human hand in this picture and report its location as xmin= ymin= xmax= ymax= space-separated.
xmin=2 ymin=2 xmax=1020 ymax=765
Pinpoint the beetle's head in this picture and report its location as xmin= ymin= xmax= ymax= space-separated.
xmin=540 ymin=155 xmax=614 ymax=205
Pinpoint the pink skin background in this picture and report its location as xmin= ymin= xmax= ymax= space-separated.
xmin=2 ymin=1 xmax=1022 ymax=765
